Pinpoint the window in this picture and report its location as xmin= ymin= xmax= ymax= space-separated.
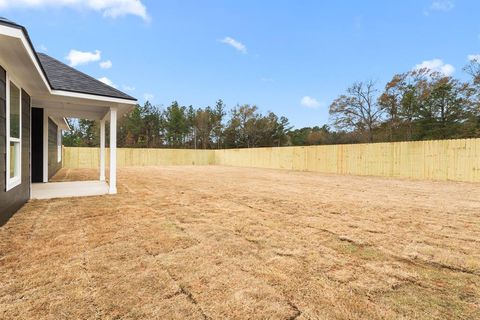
xmin=57 ymin=128 xmax=62 ymax=163
xmin=6 ymin=78 xmax=21 ymax=191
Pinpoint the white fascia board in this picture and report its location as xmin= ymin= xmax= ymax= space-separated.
xmin=63 ymin=118 xmax=71 ymax=131
xmin=48 ymin=115 xmax=70 ymax=131
xmin=42 ymin=108 xmax=106 ymax=121
xmin=0 ymin=25 xmax=51 ymax=92
xmin=50 ymin=89 xmax=137 ymax=105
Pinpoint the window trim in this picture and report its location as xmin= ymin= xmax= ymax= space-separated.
xmin=5 ymin=74 xmax=22 ymax=191
xmin=57 ymin=128 xmax=62 ymax=163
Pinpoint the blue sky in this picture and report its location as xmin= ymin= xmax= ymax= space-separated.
xmin=1 ymin=0 xmax=479 ymax=128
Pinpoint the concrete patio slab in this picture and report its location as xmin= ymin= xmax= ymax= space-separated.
xmin=31 ymin=181 xmax=109 ymax=199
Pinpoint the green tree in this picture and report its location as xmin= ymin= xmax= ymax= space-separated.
xmin=62 ymin=119 xmax=83 ymax=147
xmin=195 ymin=107 xmax=215 ymax=149
xmin=212 ymin=99 xmax=226 ymax=148
xmin=163 ymin=101 xmax=189 ymax=147
xmin=418 ymin=76 xmax=474 ymax=139
xmin=270 ymin=114 xmax=292 ymax=147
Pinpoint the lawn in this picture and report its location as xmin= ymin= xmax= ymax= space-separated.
xmin=1 ymin=166 xmax=479 ymax=319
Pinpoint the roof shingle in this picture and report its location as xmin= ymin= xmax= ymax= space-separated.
xmin=37 ymin=53 xmax=136 ymax=101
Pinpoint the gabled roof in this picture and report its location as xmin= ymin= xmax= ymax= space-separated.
xmin=0 ymin=17 xmax=136 ymax=102
xmin=37 ymin=53 xmax=136 ymax=101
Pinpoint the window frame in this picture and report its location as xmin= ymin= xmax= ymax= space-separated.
xmin=5 ymin=74 xmax=22 ymax=191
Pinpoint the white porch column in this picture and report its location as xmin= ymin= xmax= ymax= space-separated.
xmin=109 ymin=107 xmax=117 ymax=194
xmin=99 ymin=119 xmax=106 ymax=181
xmin=43 ymin=109 xmax=48 ymax=183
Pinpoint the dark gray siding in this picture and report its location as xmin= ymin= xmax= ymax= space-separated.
xmin=0 ymin=65 xmax=31 ymax=226
xmin=48 ymin=118 xmax=61 ymax=178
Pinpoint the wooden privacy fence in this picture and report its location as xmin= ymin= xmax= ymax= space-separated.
xmin=63 ymin=138 xmax=480 ymax=182
xmin=215 ymin=139 xmax=480 ymax=182
xmin=63 ymin=147 xmax=215 ymax=168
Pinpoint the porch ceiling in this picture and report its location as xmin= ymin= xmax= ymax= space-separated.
xmin=32 ymin=94 xmax=136 ymax=120
xmin=32 ymin=97 xmax=111 ymax=120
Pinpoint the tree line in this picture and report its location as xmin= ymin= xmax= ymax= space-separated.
xmin=64 ymin=58 xmax=480 ymax=148
xmin=64 ymin=100 xmax=292 ymax=149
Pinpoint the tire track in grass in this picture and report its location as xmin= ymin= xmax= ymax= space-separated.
xmin=161 ymin=264 xmax=210 ymax=320
xmin=79 ymin=207 xmax=102 ymax=319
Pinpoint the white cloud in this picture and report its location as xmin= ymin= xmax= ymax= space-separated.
xmin=99 ymin=60 xmax=112 ymax=69
xmin=98 ymin=77 xmax=117 ymax=88
xmin=220 ymin=37 xmax=247 ymax=54
xmin=66 ymin=49 xmax=101 ymax=67
xmin=300 ymin=96 xmax=322 ymax=109
xmin=429 ymin=0 xmax=455 ymax=11
xmin=414 ymin=59 xmax=455 ymax=76
xmin=260 ymin=77 xmax=274 ymax=83
xmin=0 ymin=0 xmax=149 ymax=21
xmin=143 ymin=93 xmax=154 ymax=101
xmin=424 ymin=0 xmax=455 ymax=15
xmin=122 ymin=85 xmax=135 ymax=91
xmin=467 ymin=54 xmax=480 ymax=62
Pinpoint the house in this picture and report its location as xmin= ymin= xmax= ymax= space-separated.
xmin=0 ymin=18 xmax=137 ymax=225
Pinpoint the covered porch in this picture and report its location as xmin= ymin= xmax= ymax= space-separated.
xmin=29 ymin=98 xmax=125 ymax=199
xmin=0 ymin=20 xmax=137 ymax=200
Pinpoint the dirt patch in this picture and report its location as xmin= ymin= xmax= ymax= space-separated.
xmin=1 ymin=166 xmax=480 ymax=319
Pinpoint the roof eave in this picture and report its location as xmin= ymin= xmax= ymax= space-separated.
xmin=51 ymin=89 xmax=137 ymax=105
xmin=0 ymin=19 xmax=54 ymax=89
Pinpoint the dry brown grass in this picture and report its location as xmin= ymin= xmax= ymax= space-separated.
xmin=1 ymin=166 xmax=480 ymax=319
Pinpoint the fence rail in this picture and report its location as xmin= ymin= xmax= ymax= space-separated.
xmin=63 ymin=138 xmax=480 ymax=183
